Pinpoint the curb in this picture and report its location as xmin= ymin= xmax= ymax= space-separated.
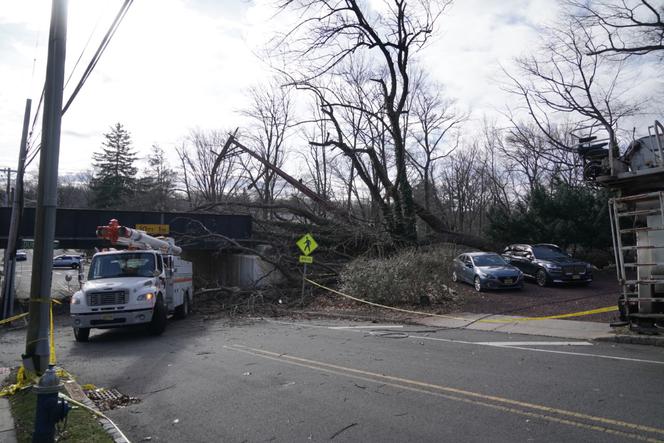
xmin=287 ymin=310 xmax=423 ymax=326
xmin=63 ymin=378 xmax=129 ymax=443
xmin=594 ymin=335 xmax=664 ymax=347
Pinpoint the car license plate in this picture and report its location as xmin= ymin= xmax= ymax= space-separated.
xmin=572 ymin=275 xmax=580 ymax=280
xmin=101 ymin=314 xmax=114 ymax=321
xmin=504 ymin=279 xmax=513 ymax=285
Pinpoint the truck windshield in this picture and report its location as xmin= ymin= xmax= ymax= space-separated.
xmin=88 ymin=253 xmax=156 ymax=280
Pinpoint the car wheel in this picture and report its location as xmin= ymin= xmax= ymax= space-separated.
xmin=148 ymin=296 xmax=168 ymax=335
xmin=73 ymin=327 xmax=90 ymax=342
xmin=536 ymin=269 xmax=549 ymax=287
xmin=474 ymin=276 xmax=483 ymax=292
xmin=174 ymin=293 xmax=189 ymax=320
xmin=71 ymin=263 xmax=79 ymax=269
xmin=452 ymin=271 xmax=458 ymax=283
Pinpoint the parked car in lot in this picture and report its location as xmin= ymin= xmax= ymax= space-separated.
xmin=452 ymin=252 xmax=524 ymax=292
xmin=52 ymin=254 xmax=81 ymax=269
xmin=15 ymin=250 xmax=27 ymax=261
xmin=502 ymin=244 xmax=592 ymax=287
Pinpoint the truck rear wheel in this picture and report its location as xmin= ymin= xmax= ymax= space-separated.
xmin=74 ymin=327 xmax=90 ymax=342
xmin=148 ymin=296 xmax=167 ymax=335
xmin=174 ymin=293 xmax=189 ymax=320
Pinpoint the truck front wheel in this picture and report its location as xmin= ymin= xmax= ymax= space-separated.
xmin=148 ymin=296 xmax=168 ymax=335
xmin=74 ymin=327 xmax=90 ymax=342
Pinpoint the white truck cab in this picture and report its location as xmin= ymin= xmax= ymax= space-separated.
xmin=70 ymin=220 xmax=193 ymax=342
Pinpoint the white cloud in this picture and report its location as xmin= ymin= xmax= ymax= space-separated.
xmin=0 ymin=0 xmax=660 ymax=177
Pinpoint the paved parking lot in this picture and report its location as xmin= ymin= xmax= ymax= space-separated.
xmin=452 ymin=269 xmax=620 ymax=322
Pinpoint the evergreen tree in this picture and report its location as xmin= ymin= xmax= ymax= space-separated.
xmin=134 ymin=145 xmax=176 ymax=211
xmin=90 ymin=123 xmax=138 ymax=208
xmin=486 ymin=180 xmax=611 ymax=252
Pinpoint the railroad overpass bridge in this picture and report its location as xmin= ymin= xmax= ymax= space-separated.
xmin=0 ymin=207 xmax=251 ymax=250
xmin=0 ymin=208 xmax=257 ymax=287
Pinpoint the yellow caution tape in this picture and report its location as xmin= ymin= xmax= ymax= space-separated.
xmin=0 ymin=366 xmax=34 ymax=397
xmin=0 ymin=312 xmax=29 ymax=325
xmin=479 ymin=306 xmax=619 ymax=323
xmin=0 ymin=297 xmax=63 ymax=397
xmin=305 ymin=278 xmax=618 ymax=324
xmin=0 ymin=367 xmax=74 ymax=398
xmin=306 ymin=278 xmax=468 ymax=320
xmin=49 ymin=302 xmax=56 ymax=366
xmin=30 ymin=298 xmax=62 ymax=304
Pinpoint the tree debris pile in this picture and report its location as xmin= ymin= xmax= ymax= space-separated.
xmin=339 ymin=246 xmax=463 ymax=307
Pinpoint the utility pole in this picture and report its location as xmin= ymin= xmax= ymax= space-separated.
xmin=0 ymin=99 xmax=31 ymax=322
xmin=4 ymin=168 xmax=16 ymax=207
xmin=24 ymin=0 xmax=67 ymax=375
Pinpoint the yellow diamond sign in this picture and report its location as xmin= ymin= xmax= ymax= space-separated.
xmin=296 ymin=233 xmax=318 ymax=256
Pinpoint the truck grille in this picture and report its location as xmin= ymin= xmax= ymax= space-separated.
xmin=87 ymin=291 xmax=127 ymax=306
xmin=562 ymin=265 xmax=586 ymax=275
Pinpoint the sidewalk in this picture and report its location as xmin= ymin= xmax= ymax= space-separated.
xmin=297 ymin=309 xmax=664 ymax=345
xmin=414 ymin=313 xmax=615 ymax=340
xmin=0 ymin=368 xmax=17 ymax=443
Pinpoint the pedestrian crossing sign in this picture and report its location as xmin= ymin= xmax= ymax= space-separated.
xmin=296 ymin=233 xmax=318 ymax=256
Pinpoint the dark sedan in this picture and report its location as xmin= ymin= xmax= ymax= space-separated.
xmin=502 ymin=244 xmax=592 ymax=287
xmin=452 ymin=252 xmax=523 ymax=292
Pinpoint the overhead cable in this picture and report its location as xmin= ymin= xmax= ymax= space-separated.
xmin=62 ymin=0 xmax=133 ymax=115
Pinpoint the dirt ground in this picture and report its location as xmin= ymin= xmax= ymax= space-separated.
xmin=304 ymin=269 xmax=622 ymax=324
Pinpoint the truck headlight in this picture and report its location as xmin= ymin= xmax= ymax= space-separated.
xmin=137 ymin=292 xmax=154 ymax=301
xmin=71 ymin=293 xmax=82 ymax=305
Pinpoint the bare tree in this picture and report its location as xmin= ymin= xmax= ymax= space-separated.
xmin=408 ymin=75 xmax=467 ymax=210
xmin=570 ymin=0 xmax=664 ymax=57
xmin=238 ymin=83 xmax=293 ymax=220
xmin=505 ymin=20 xmax=641 ymax=158
xmin=176 ymin=129 xmax=243 ymax=208
xmin=276 ymin=0 xmax=451 ymax=243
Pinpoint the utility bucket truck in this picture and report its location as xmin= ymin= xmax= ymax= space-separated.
xmin=70 ymin=219 xmax=193 ymax=342
xmin=576 ymin=121 xmax=664 ymax=333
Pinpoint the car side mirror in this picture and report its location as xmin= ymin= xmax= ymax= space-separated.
xmin=526 ymin=254 xmax=534 ymax=261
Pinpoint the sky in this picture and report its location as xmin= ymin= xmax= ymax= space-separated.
xmin=0 ymin=0 xmax=658 ymax=177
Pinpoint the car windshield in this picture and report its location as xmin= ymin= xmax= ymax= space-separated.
xmin=472 ymin=254 xmax=506 ymax=267
xmin=88 ymin=253 xmax=155 ymax=280
xmin=532 ymin=246 xmax=567 ymax=259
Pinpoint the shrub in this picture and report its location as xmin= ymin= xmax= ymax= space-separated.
xmin=339 ymin=246 xmax=460 ymax=306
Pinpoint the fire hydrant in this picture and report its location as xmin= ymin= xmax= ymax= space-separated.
xmin=32 ymin=365 xmax=69 ymax=443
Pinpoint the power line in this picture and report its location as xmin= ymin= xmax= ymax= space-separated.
xmin=25 ymin=0 xmax=134 ymax=168
xmin=27 ymin=1 xmax=110 ymax=156
xmin=62 ymin=0 xmax=133 ymax=115
xmin=64 ymin=2 xmax=109 ymax=90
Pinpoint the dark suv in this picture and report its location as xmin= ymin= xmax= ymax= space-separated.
xmin=502 ymin=244 xmax=592 ymax=287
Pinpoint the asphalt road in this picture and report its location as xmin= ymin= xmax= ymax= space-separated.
xmin=2 ymin=314 xmax=664 ymax=442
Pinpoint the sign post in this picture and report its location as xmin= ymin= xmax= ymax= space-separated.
xmin=296 ymin=233 xmax=318 ymax=306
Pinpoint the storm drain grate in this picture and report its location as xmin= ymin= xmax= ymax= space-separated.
xmin=85 ymin=388 xmax=140 ymax=411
